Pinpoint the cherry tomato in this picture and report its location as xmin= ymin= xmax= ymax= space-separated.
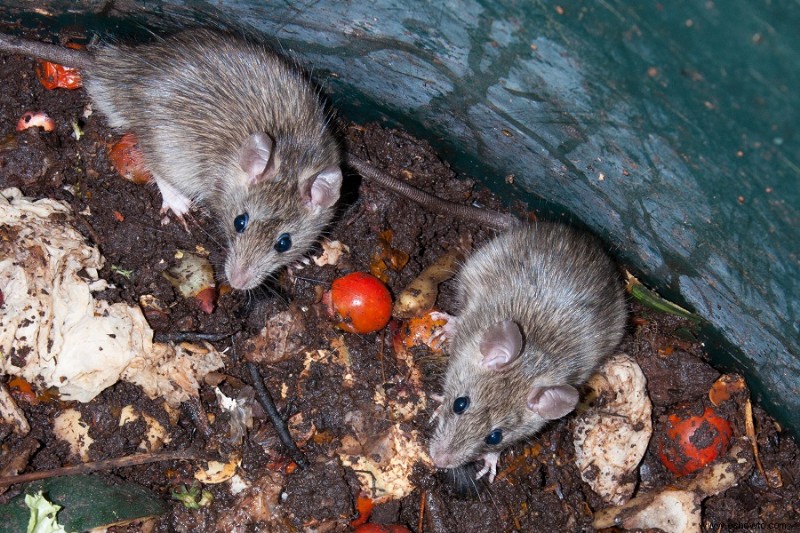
xmin=326 ymin=272 xmax=392 ymax=334
xmin=353 ymin=525 xmax=411 ymax=533
xmin=658 ymin=403 xmax=733 ymax=476
xmin=35 ymin=59 xmax=82 ymax=90
xmin=107 ymin=133 xmax=153 ymax=184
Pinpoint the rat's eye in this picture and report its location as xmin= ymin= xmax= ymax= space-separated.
xmin=453 ymin=396 xmax=470 ymax=415
xmin=485 ymin=428 xmax=503 ymax=446
xmin=233 ymin=212 xmax=249 ymax=233
xmin=274 ymin=232 xmax=292 ymax=253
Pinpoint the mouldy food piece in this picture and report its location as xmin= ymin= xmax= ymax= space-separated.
xmin=0 ymin=188 xmax=223 ymax=404
xmin=593 ymin=438 xmax=753 ymax=532
xmin=573 ymin=352 xmax=653 ymax=505
xmin=392 ymin=310 xmax=448 ymax=355
xmin=118 ymin=405 xmax=172 ymax=452
xmin=657 ymin=403 xmax=732 ymax=476
xmin=122 ymin=341 xmax=224 ymax=408
xmin=243 ymin=306 xmax=306 ymax=364
xmin=53 ymin=408 xmax=93 ymax=462
xmin=337 ymin=346 xmax=429 ymax=501
xmin=194 ymin=453 xmax=241 ymax=485
xmin=339 ymin=424 xmax=432 ymax=504
xmin=162 ymin=251 xmax=216 ymax=314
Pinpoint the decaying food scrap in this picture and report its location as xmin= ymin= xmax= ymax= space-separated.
xmin=0 ymin=188 xmax=223 ymax=405
xmin=573 ymin=352 xmax=653 ymax=504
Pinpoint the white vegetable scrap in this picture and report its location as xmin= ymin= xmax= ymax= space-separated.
xmin=0 ymin=382 xmax=30 ymax=435
xmin=118 ymin=405 xmax=172 ymax=452
xmin=593 ymin=438 xmax=752 ymax=533
xmin=340 ymin=424 xmax=432 ymax=504
xmin=339 ymin=382 xmax=430 ymax=503
xmin=25 ymin=491 xmax=69 ymax=533
xmin=312 ymin=240 xmax=349 ymax=266
xmin=0 ymin=188 xmax=223 ymax=404
xmin=573 ymin=352 xmax=653 ymax=505
xmin=53 ymin=408 xmax=93 ymax=462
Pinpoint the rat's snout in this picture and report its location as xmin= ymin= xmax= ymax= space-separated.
xmin=429 ymin=440 xmax=455 ymax=469
xmin=226 ymin=260 xmax=259 ymax=291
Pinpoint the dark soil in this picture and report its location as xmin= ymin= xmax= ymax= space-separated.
xmin=1 ymin=41 xmax=799 ymax=533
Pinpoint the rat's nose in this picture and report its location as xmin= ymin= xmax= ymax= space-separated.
xmin=226 ymin=263 xmax=258 ymax=291
xmin=429 ymin=442 xmax=454 ymax=469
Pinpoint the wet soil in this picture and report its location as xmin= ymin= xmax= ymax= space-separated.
xmin=1 ymin=44 xmax=799 ymax=533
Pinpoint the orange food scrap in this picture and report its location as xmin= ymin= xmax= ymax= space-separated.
xmin=35 ymin=58 xmax=82 ymax=90
xmin=396 ymin=311 xmax=448 ymax=353
xmin=108 ymin=133 xmax=153 ymax=184
xmin=350 ymin=493 xmax=374 ymax=528
xmin=708 ymin=374 xmax=746 ymax=406
xmin=370 ymin=230 xmax=409 ymax=282
xmin=8 ymin=376 xmax=37 ymax=404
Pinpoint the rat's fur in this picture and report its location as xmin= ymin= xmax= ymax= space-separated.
xmin=430 ymin=222 xmax=627 ymax=476
xmin=1 ymin=29 xmax=342 ymax=290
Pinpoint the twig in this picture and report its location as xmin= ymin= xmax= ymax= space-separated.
xmin=418 ymin=489 xmax=426 ymax=533
xmin=0 ymin=449 xmax=201 ymax=487
xmin=153 ymin=331 xmax=234 ymax=343
xmin=246 ymin=362 xmax=309 ymax=468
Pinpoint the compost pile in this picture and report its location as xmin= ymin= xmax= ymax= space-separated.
xmin=1 ymin=42 xmax=799 ymax=533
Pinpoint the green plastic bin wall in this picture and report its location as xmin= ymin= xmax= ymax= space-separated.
xmin=2 ymin=1 xmax=798 ymax=433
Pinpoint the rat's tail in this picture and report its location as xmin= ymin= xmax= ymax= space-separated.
xmin=0 ymin=33 xmax=93 ymax=69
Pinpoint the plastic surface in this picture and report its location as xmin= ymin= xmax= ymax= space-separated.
xmin=1 ymin=1 xmax=797 ymax=432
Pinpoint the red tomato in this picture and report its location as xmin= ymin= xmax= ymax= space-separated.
xmin=353 ymin=525 xmax=411 ymax=533
xmin=107 ymin=133 xmax=153 ymax=184
xmin=327 ymin=272 xmax=392 ymax=334
xmin=35 ymin=59 xmax=82 ymax=90
xmin=658 ymin=403 xmax=733 ymax=476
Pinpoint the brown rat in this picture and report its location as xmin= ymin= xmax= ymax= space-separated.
xmin=429 ymin=221 xmax=627 ymax=481
xmin=1 ymin=29 xmax=343 ymax=291
xmin=1 ymin=29 xmax=515 ymax=290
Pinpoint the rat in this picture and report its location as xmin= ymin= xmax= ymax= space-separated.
xmin=1 ymin=29 xmax=343 ymax=291
xmin=0 ymin=30 xmax=518 ymax=292
xmin=428 ymin=221 xmax=627 ymax=482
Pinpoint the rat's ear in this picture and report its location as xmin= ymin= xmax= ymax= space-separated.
xmin=526 ymin=385 xmax=579 ymax=420
xmin=239 ymin=132 xmax=277 ymax=183
xmin=305 ymin=166 xmax=342 ymax=209
xmin=479 ymin=320 xmax=523 ymax=370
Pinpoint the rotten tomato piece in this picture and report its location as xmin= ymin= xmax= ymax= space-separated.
xmin=658 ymin=402 xmax=733 ymax=476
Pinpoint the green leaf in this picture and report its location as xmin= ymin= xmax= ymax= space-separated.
xmin=625 ymin=272 xmax=702 ymax=323
xmin=0 ymin=475 xmax=167 ymax=531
